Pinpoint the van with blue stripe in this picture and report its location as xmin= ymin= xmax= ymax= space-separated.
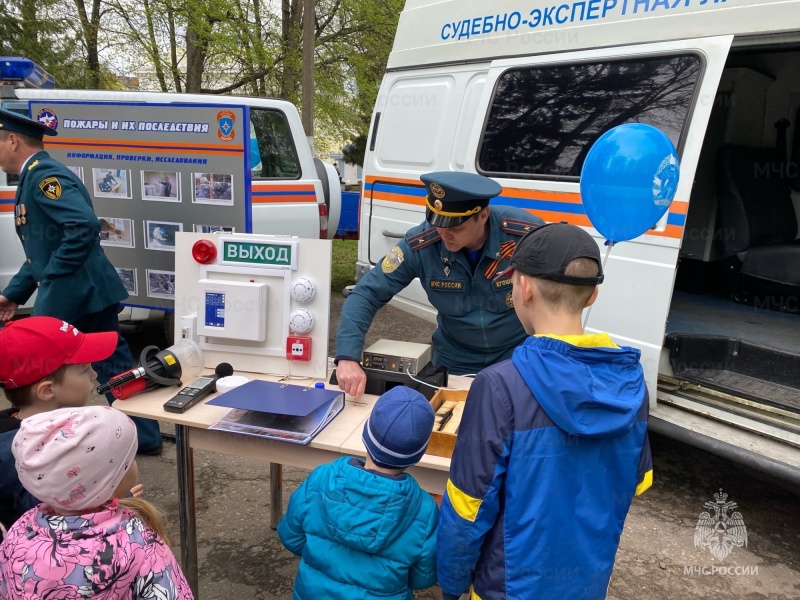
xmin=359 ymin=0 xmax=800 ymax=483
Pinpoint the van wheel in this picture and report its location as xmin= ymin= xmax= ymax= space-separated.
xmin=163 ymin=312 xmax=175 ymax=345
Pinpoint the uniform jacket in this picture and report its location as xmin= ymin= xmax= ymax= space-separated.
xmin=437 ymin=333 xmax=653 ymax=600
xmin=3 ymin=151 xmax=127 ymax=323
xmin=277 ymin=457 xmax=438 ymax=600
xmin=0 ymin=430 xmax=37 ymax=535
xmin=335 ymin=206 xmax=543 ymax=375
xmin=0 ymin=503 xmax=194 ymax=599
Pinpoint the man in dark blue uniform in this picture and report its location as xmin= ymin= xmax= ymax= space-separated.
xmin=0 ymin=108 xmax=162 ymax=454
xmin=335 ymin=171 xmax=544 ymax=400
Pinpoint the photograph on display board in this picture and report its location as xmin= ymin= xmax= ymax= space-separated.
xmin=66 ymin=166 xmax=84 ymax=181
xmin=98 ymin=217 xmax=135 ymax=248
xmin=92 ymin=168 xmax=131 ymax=198
xmin=193 ymin=173 xmax=234 ymax=205
xmin=115 ymin=267 xmax=137 ymax=296
xmin=141 ymin=170 xmax=181 ymax=202
xmin=147 ymin=269 xmax=175 ymax=299
xmin=195 ymin=224 xmax=235 ymax=234
xmin=145 ymin=220 xmax=182 ymax=251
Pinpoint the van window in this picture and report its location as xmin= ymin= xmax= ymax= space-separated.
xmin=478 ymin=54 xmax=702 ymax=179
xmin=249 ymin=108 xmax=301 ymax=179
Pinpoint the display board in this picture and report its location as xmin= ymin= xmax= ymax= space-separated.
xmin=30 ymin=101 xmax=250 ymax=311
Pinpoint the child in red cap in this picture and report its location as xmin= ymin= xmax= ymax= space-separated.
xmin=0 ymin=316 xmax=124 ymax=536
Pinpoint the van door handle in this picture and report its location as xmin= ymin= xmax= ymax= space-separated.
xmin=382 ymin=230 xmax=406 ymax=239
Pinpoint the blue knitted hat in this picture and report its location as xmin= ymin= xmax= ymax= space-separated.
xmin=362 ymin=386 xmax=435 ymax=469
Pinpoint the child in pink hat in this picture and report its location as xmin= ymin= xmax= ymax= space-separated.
xmin=0 ymin=406 xmax=193 ymax=599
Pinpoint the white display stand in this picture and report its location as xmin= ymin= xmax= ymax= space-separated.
xmin=173 ymin=232 xmax=332 ymax=378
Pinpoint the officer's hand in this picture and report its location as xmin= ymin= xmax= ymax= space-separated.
xmin=336 ymin=359 xmax=367 ymax=401
xmin=0 ymin=296 xmax=18 ymax=321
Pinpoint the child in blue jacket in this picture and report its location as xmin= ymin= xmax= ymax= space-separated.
xmin=278 ymin=386 xmax=438 ymax=600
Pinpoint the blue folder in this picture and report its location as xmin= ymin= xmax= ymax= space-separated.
xmin=207 ymin=380 xmax=341 ymax=416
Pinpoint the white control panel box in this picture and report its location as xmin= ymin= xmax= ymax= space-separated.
xmin=197 ymin=278 xmax=267 ymax=342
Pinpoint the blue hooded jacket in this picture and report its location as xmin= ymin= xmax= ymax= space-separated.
xmin=278 ymin=457 xmax=438 ymax=600
xmin=437 ymin=333 xmax=652 ymax=600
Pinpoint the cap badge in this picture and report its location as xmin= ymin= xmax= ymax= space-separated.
xmin=430 ymin=183 xmax=446 ymax=199
xmin=433 ymin=199 xmax=443 ymax=210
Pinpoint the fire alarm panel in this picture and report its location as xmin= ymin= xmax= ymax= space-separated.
xmin=198 ymin=279 xmax=267 ymax=341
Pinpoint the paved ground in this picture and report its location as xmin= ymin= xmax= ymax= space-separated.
xmin=3 ymin=295 xmax=800 ymax=599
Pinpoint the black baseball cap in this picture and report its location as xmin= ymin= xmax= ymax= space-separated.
xmin=0 ymin=107 xmax=58 ymax=140
xmin=495 ymin=223 xmax=604 ymax=286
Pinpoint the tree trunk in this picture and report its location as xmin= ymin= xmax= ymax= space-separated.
xmin=301 ymin=0 xmax=314 ymax=139
xmin=280 ymin=0 xmax=302 ymax=102
xmin=72 ymin=0 xmax=102 ymax=88
xmin=185 ymin=25 xmax=205 ymax=93
xmin=166 ymin=0 xmax=182 ymax=92
xmin=143 ymin=0 xmax=168 ymax=91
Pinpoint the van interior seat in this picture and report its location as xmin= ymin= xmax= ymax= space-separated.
xmin=715 ymin=144 xmax=800 ymax=287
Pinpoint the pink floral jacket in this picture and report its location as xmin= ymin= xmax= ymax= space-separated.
xmin=0 ymin=503 xmax=194 ymax=599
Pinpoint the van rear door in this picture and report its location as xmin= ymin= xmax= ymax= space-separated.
xmin=469 ymin=36 xmax=733 ymax=394
xmin=362 ymin=65 xmax=490 ymax=319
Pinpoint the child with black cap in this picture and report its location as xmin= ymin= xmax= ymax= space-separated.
xmin=277 ymin=386 xmax=438 ymax=600
xmin=436 ymin=223 xmax=653 ymax=600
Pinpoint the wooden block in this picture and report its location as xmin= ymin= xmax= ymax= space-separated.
xmin=426 ymin=388 xmax=468 ymax=458
xmin=441 ymin=400 xmax=464 ymax=434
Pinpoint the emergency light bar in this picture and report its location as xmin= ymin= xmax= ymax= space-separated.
xmin=0 ymin=57 xmax=55 ymax=89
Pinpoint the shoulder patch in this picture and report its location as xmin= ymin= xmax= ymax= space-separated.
xmin=381 ymin=246 xmax=405 ymax=273
xmin=38 ymin=177 xmax=62 ymax=201
xmin=501 ymin=218 xmax=539 ymax=236
xmin=406 ymin=228 xmax=441 ymax=252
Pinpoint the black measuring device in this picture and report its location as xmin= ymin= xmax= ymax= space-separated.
xmin=163 ymin=363 xmax=233 ymax=413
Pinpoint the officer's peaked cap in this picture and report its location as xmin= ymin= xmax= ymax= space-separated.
xmin=421 ymin=171 xmax=502 ymax=228
xmin=0 ymin=107 xmax=57 ymax=140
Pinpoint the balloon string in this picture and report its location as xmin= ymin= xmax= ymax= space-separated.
xmin=582 ymin=241 xmax=615 ymax=330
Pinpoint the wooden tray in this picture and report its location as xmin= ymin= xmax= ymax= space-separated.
xmin=426 ymin=388 xmax=468 ymax=458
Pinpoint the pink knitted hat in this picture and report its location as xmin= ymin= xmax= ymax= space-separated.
xmin=12 ymin=406 xmax=138 ymax=511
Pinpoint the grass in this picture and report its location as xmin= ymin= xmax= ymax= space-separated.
xmin=331 ymin=239 xmax=358 ymax=293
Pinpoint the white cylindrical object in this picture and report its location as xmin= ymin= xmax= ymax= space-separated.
xmin=166 ymin=338 xmax=204 ymax=378
xmin=215 ymin=376 xmax=250 ymax=394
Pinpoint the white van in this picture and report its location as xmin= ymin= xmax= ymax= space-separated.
xmin=0 ymin=62 xmax=340 ymax=334
xmin=359 ymin=0 xmax=800 ymax=481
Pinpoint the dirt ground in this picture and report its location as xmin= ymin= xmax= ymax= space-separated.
xmin=3 ymin=295 xmax=800 ymax=599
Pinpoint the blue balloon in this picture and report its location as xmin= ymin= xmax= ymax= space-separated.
xmin=580 ymin=123 xmax=680 ymax=243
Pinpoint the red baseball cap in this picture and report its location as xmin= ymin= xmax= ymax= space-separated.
xmin=0 ymin=317 xmax=118 ymax=389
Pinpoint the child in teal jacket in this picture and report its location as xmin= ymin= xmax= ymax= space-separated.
xmin=277 ymin=387 xmax=438 ymax=600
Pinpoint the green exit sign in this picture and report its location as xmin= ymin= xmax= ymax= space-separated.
xmin=221 ymin=239 xmax=296 ymax=268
